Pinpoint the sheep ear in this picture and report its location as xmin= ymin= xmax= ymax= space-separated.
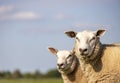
xmin=48 ymin=47 xmax=58 ymax=55
xmin=64 ymin=31 xmax=77 ymax=38
xmin=95 ymin=29 xmax=106 ymax=37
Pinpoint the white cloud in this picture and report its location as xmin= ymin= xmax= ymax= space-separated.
xmin=10 ymin=12 xmax=41 ymax=20
xmin=0 ymin=5 xmax=43 ymax=20
xmin=74 ymin=23 xmax=87 ymax=28
xmin=0 ymin=5 xmax=14 ymax=14
xmin=0 ymin=11 xmax=43 ymax=20
xmin=54 ymin=13 xmax=68 ymax=20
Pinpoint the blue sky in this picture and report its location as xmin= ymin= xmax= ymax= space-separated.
xmin=0 ymin=0 xmax=120 ymax=73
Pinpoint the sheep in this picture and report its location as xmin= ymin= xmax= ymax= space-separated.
xmin=48 ymin=47 xmax=87 ymax=83
xmin=65 ymin=29 xmax=120 ymax=83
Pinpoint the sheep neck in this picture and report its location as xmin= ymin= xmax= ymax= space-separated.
xmin=64 ymin=55 xmax=78 ymax=75
xmin=79 ymin=39 xmax=104 ymax=81
xmin=61 ymin=55 xmax=81 ymax=82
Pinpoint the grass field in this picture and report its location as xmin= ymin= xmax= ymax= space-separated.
xmin=0 ymin=78 xmax=63 ymax=83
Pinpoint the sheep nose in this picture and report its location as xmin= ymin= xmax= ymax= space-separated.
xmin=79 ymin=48 xmax=88 ymax=55
xmin=57 ymin=63 xmax=64 ymax=68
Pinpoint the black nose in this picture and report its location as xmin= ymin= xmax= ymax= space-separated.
xmin=79 ymin=48 xmax=88 ymax=55
xmin=57 ymin=63 xmax=64 ymax=67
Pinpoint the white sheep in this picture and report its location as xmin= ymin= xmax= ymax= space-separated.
xmin=65 ymin=29 xmax=120 ymax=83
xmin=48 ymin=47 xmax=87 ymax=83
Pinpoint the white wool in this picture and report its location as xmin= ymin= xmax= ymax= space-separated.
xmin=48 ymin=47 xmax=87 ymax=83
xmin=65 ymin=29 xmax=120 ymax=83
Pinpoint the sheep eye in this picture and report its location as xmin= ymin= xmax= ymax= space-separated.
xmin=76 ymin=37 xmax=78 ymax=40
xmin=92 ymin=37 xmax=95 ymax=40
xmin=67 ymin=54 xmax=72 ymax=59
xmin=69 ymin=54 xmax=72 ymax=57
xmin=76 ymin=37 xmax=80 ymax=42
xmin=90 ymin=37 xmax=96 ymax=42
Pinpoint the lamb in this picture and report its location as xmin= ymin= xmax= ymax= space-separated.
xmin=48 ymin=47 xmax=87 ymax=83
xmin=65 ymin=29 xmax=120 ymax=83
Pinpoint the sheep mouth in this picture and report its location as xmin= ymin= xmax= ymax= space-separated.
xmin=79 ymin=53 xmax=93 ymax=59
xmin=58 ymin=67 xmax=65 ymax=70
xmin=80 ymin=53 xmax=89 ymax=57
xmin=58 ymin=66 xmax=69 ymax=71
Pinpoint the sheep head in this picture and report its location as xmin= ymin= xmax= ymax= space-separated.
xmin=65 ymin=29 xmax=106 ymax=60
xmin=48 ymin=47 xmax=75 ymax=74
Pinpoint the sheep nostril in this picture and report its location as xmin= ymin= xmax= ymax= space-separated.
xmin=60 ymin=63 xmax=64 ymax=67
xmin=79 ymin=48 xmax=82 ymax=52
xmin=57 ymin=63 xmax=64 ymax=67
xmin=83 ymin=49 xmax=87 ymax=52
xmin=79 ymin=48 xmax=87 ymax=52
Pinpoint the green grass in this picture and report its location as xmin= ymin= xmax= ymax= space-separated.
xmin=0 ymin=78 xmax=63 ymax=83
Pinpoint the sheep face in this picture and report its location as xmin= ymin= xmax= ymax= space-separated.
xmin=75 ymin=31 xmax=97 ymax=57
xmin=56 ymin=51 xmax=74 ymax=71
xmin=48 ymin=47 xmax=74 ymax=72
xmin=65 ymin=29 xmax=106 ymax=59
